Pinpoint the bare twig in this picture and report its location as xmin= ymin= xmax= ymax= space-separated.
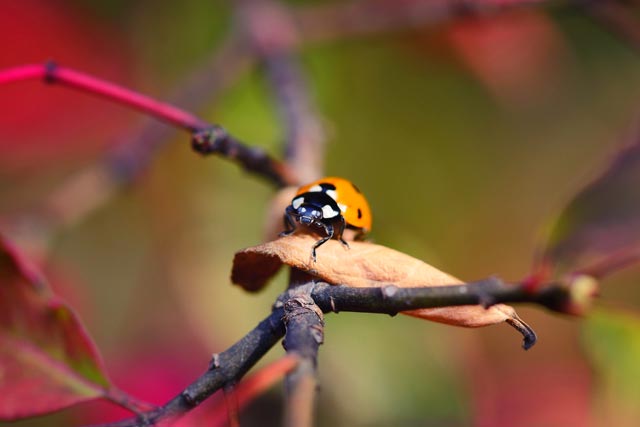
xmin=83 ymin=272 xmax=602 ymax=426
xmin=0 ymin=63 xmax=292 ymax=186
xmin=293 ymin=0 xmax=555 ymax=45
xmin=209 ymin=355 xmax=299 ymax=426
xmin=0 ymin=36 xmax=259 ymax=252
xmin=575 ymin=244 xmax=640 ymax=279
xmin=310 ymin=277 xmax=585 ymax=350
xmin=215 ymin=0 xmax=326 ymax=185
xmin=281 ymin=283 xmax=324 ymax=427
xmin=239 ymin=0 xmax=326 ymax=182
xmin=223 ymin=385 xmax=240 ymax=427
xmin=105 ymin=32 xmax=256 ymax=183
xmin=0 ymin=63 xmax=207 ymax=131
xmin=103 ymin=387 xmax=158 ymax=415
xmin=0 ymin=57 xmax=293 ymax=251
xmin=192 ymin=126 xmax=297 ymax=187
xmin=87 ymin=308 xmax=286 ymax=427
xmin=263 ymin=52 xmax=326 ymax=183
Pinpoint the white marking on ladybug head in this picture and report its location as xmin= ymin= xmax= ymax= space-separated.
xmin=322 ymin=205 xmax=339 ymax=218
xmin=309 ymin=185 xmax=323 ymax=192
xmin=292 ymin=197 xmax=304 ymax=209
xmin=338 ymin=203 xmax=347 ymax=212
xmin=325 ymin=189 xmax=338 ymax=200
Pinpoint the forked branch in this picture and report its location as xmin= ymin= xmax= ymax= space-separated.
xmin=87 ymin=273 xmax=601 ymax=426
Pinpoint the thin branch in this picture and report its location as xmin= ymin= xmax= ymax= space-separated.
xmin=105 ymin=32 xmax=257 ymax=183
xmin=0 ymin=62 xmax=294 ymax=189
xmin=575 ymin=243 xmax=640 ymax=279
xmin=87 ymin=308 xmax=286 ymax=427
xmin=0 ymin=56 xmax=294 ymax=250
xmin=0 ymin=63 xmax=208 ymax=131
xmin=192 ymin=126 xmax=297 ymax=187
xmin=238 ymin=0 xmax=326 ymax=182
xmin=293 ymin=0 xmax=640 ymax=58
xmin=310 ymin=278 xmax=573 ymax=315
xmin=309 ymin=277 xmax=593 ymax=350
xmin=263 ymin=52 xmax=326 ymax=183
xmin=0 ymin=36 xmax=259 ymax=250
xmin=580 ymin=0 xmax=640 ymax=54
xmin=281 ymin=285 xmax=324 ymax=427
xmin=293 ymin=0 xmax=555 ymax=45
xmin=209 ymin=355 xmax=299 ymax=427
xmin=103 ymin=387 xmax=158 ymax=415
xmin=223 ymin=385 xmax=240 ymax=427
xmin=84 ymin=272 xmax=600 ymax=426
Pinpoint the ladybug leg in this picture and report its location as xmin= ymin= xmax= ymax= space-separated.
xmin=334 ymin=216 xmax=350 ymax=249
xmin=311 ymin=222 xmax=334 ymax=262
xmin=280 ymin=206 xmax=297 ymax=237
xmin=352 ymin=229 xmax=366 ymax=241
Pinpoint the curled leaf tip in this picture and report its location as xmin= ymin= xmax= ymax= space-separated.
xmin=506 ymin=315 xmax=537 ymax=350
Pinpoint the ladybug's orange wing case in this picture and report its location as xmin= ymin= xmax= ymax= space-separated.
xmin=319 ymin=177 xmax=372 ymax=232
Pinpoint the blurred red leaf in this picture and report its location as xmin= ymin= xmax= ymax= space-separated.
xmin=471 ymin=361 xmax=592 ymax=427
xmin=445 ymin=10 xmax=566 ymax=104
xmin=541 ymin=138 xmax=640 ymax=279
xmin=0 ymin=0 xmax=132 ymax=170
xmin=75 ymin=351 xmax=199 ymax=426
xmin=0 ymin=235 xmax=111 ymax=420
xmin=75 ymin=352 xmax=296 ymax=426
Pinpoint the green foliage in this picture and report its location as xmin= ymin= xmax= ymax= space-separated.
xmin=583 ymin=309 xmax=640 ymax=403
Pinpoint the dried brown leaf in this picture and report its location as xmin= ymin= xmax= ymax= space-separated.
xmin=232 ymin=234 xmax=521 ymax=328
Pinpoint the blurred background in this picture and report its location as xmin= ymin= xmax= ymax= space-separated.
xmin=2 ymin=0 xmax=640 ymax=426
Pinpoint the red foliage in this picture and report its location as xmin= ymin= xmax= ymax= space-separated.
xmin=0 ymin=236 xmax=110 ymax=420
xmin=471 ymin=361 xmax=592 ymax=427
xmin=446 ymin=10 xmax=567 ymax=104
xmin=0 ymin=0 xmax=132 ymax=169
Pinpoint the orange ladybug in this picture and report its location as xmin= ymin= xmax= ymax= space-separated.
xmin=280 ymin=177 xmax=372 ymax=261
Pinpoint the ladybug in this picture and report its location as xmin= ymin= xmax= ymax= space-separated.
xmin=281 ymin=177 xmax=372 ymax=261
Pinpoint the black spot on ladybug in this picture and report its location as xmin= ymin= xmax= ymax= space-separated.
xmin=357 ymin=208 xmax=362 ymax=219
xmin=320 ymin=183 xmax=336 ymax=191
xmin=351 ymin=183 xmax=361 ymax=193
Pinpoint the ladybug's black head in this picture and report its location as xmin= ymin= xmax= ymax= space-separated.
xmin=289 ymin=191 xmax=341 ymax=228
xmin=297 ymin=204 xmax=323 ymax=225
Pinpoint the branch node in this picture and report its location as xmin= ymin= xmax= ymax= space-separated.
xmin=44 ymin=60 xmax=58 ymax=84
xmin=284 ymin=295 xmax=324 ymax=323
xmin=478 ymin=292 xmax=497 ymax=309
xmin=181 ymin=389 xmax=198 ymax=408
xmin=329 ymin=295 xmax=337 ymax=313
xmin=191 ymin=125 xmax=228 ymax=155
xmin=381 ymin=284 xmax=399 ymax=298
xmin=209 ymin=353 xmax=221 ymax=370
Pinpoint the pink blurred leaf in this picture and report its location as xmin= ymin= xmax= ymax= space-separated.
xmin=541 ymin=139 xmax=640 ymax=278
xmin=446 ymin=10 xmax=567 ymax=104
xmin=0 ymin=0 xmax=132 ymax=171
xmin=0 ymin=235 xmax=111 ymax=420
